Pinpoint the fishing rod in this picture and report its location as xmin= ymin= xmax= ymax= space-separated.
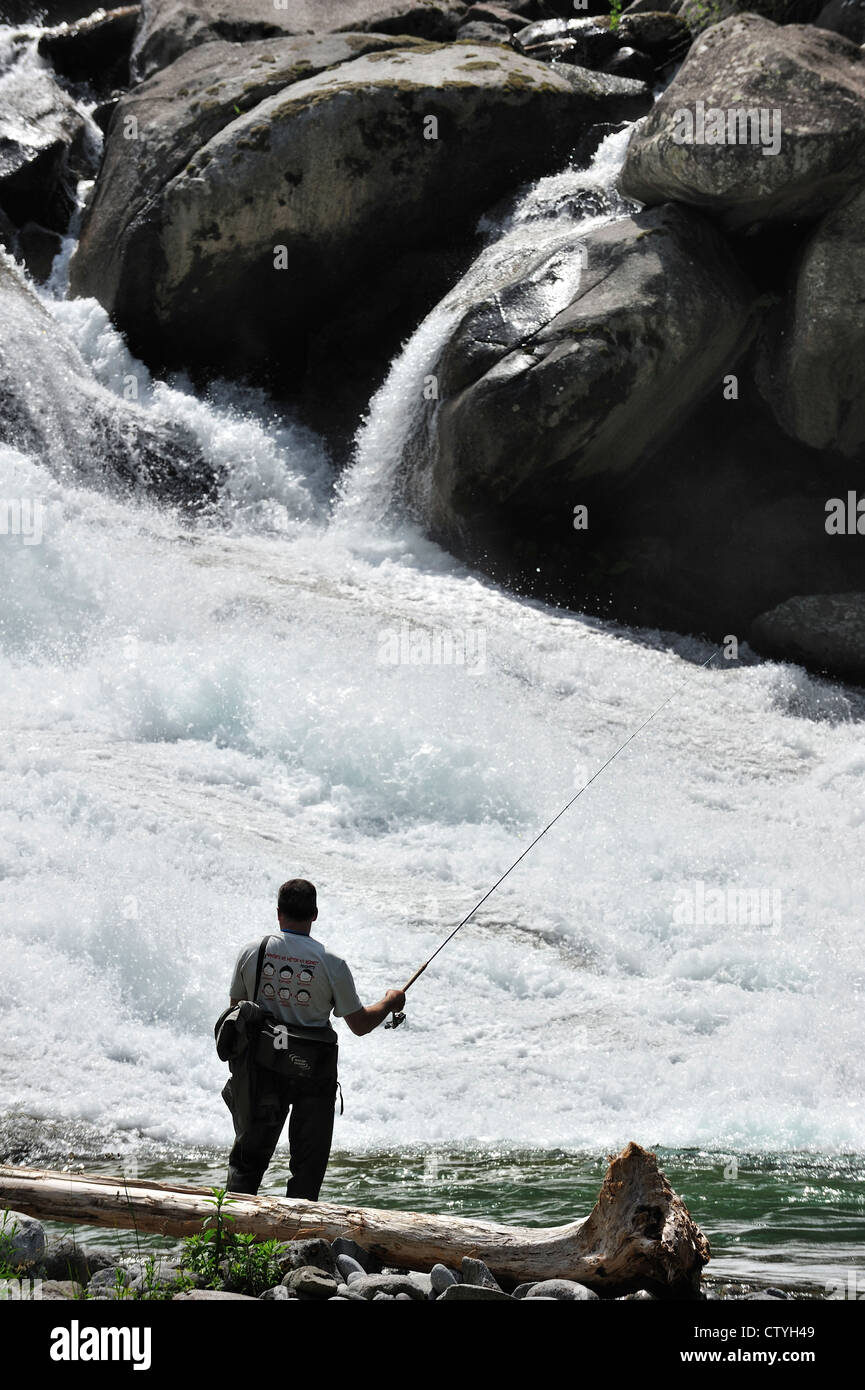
xmin=385 ymin=649 xmax=719 ymax=1029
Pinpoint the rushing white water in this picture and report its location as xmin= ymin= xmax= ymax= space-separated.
xmin=1 ymin=110 xmax=864 ymax=1167
xmin=342 ymin=126 xmax=636 ymax=528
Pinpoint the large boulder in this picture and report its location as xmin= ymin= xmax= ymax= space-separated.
xmin=406 ymin=202 xmax=756 ymax=546
xmin=415 ymin=368 xmax=864 ymax=640
xmin=756 ymin=184 xmax=865 ymax=456
xmin=619 ymin=15 xmax=865 ymax=230
xmin=70 ymin=31 xmax=435 ymax=339
xmin=623 ymin=0 xmax=824 ymax=23
xmin=595 ymin=387 xmax=865 ymax=639
xmin=673 ymin=0 xmax=823 ymax=34
xmin=0 ymin=58 xmax=95 ymax=233
xmin=751 ymin=594 xmax=865 ymax=682
xmin=0 ymin=252 xmax=215 ymax=504
xmin=131 ymin=0 xmax=470 ymax=77
xmin=71 ymin=41 xmax=648 ymax=386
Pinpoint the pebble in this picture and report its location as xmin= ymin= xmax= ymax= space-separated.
xmin=86 ymin=1266 xmax=131 ymax=1294
xmin=129 ymin=1262 xmax=198 ymax=1293
xmin=279 ymin=1239 xmax=338 ymax=1280
xmin=460 ymin=1256 xmax=502 ymax=1291
xmin=36 ymin=1279 xmax=82 ymax=1300
xmin=346 ymin=1274 xmax=427 ymax=1301
xmin=430 ymin=1263 xmax=459 ymax=1292
xmin=31 ymin=1232 xmax=759 ymax=1306
xmin=438 ymin=1283 xmax=514 ymax=1301
xmin=336 ymin=1253 xmax=366 ymax=1281
xmin=40 ymin=1239 xmax=115 ymax=1283
xmin=173 ymin=1290 xmax=257 ymax=1300
xmin=524 ymin=1279 xmax=599 ymax=1300
xmin=407 ymin=1271 xmax=432 ymax=1294
xmin=331 ymin=1237 xmax=382 ymax=1274
xmin=284 ymin=1266 xmax=339 ymax=1300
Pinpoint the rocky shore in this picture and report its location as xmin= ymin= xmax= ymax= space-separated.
xmin=1 ymin=1208 xmax=812 ymax=1300
xmin=1 ymin=0 xmax=864 ymax=680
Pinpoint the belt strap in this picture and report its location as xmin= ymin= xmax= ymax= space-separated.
xmin=252 ymin=936 xmax=269 ymax=1001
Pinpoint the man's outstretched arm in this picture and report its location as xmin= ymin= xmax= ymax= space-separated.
xmin=344 ymin=990 xmax=406 ymax=1037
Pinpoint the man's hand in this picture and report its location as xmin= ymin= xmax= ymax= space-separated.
xmin=345 ymin=989 xmax=407 ymax=1037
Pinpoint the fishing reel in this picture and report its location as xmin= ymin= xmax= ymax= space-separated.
xmin=385 ymin=1011 xmax=406 ymax=1030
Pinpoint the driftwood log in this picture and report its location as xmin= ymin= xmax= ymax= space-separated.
xmin=0 ymin=1141 xmax=709 ymax=1297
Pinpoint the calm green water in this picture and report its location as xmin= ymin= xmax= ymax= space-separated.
xmin=31 ymin=1145 xmax=865 ymax=1295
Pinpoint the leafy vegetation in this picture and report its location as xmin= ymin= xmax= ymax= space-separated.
xmin=0 ymin=1211 xmax=22 ymax=1280
xmin=2 ymin=1190 xmax=286 ymax=1301
xmin=180 ymin=1188 xmax=284 ymax=1296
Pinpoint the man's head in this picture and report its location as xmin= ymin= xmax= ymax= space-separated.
xmin=277 ymin=878 xmax=318 ymax=930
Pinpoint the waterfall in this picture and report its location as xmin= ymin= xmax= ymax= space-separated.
xmin=339 ymin=125 xmax=638 ymax=529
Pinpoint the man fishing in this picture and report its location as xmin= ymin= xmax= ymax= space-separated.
xmin=222 ymin=878 xmax=405 ymax=1200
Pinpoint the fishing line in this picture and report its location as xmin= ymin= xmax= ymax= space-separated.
xmin=386 ymin=649 xmax=719 ymax=1027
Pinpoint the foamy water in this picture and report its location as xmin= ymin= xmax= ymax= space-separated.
xmin=1 ymin=111 xmax=864 ymax=1168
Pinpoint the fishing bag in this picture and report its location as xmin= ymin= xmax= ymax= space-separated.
xmin=254 ymin=1018 xmax=339 ymax=1086
xmin=250 ymin=937 xmax=339 ymax=1086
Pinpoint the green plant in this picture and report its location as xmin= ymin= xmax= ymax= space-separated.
xmin=608 ymin=0 xmax=625 ymax=30
xmin=0 ymin=1211 xmax=21 ymax=1279
xmin=224 ymin=1235 xmax=284 ymax=1297
xmin=136 ymin=1255 xmax=195 ymax=1301
xmin=113 ymin=1267 xmax=134 ymax=1301
xmin=182 ymin=1188 xmax=238 ymax=1289
xmin=181 ymin=1189 xmax=284 ymax=1296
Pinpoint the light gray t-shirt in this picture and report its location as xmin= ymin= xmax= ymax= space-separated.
xmin=230 ymin=930 xmax=362 ymax=1028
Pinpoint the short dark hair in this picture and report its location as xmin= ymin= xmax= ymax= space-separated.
xmin=278 ymin=879 xmax=317 ymax=921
